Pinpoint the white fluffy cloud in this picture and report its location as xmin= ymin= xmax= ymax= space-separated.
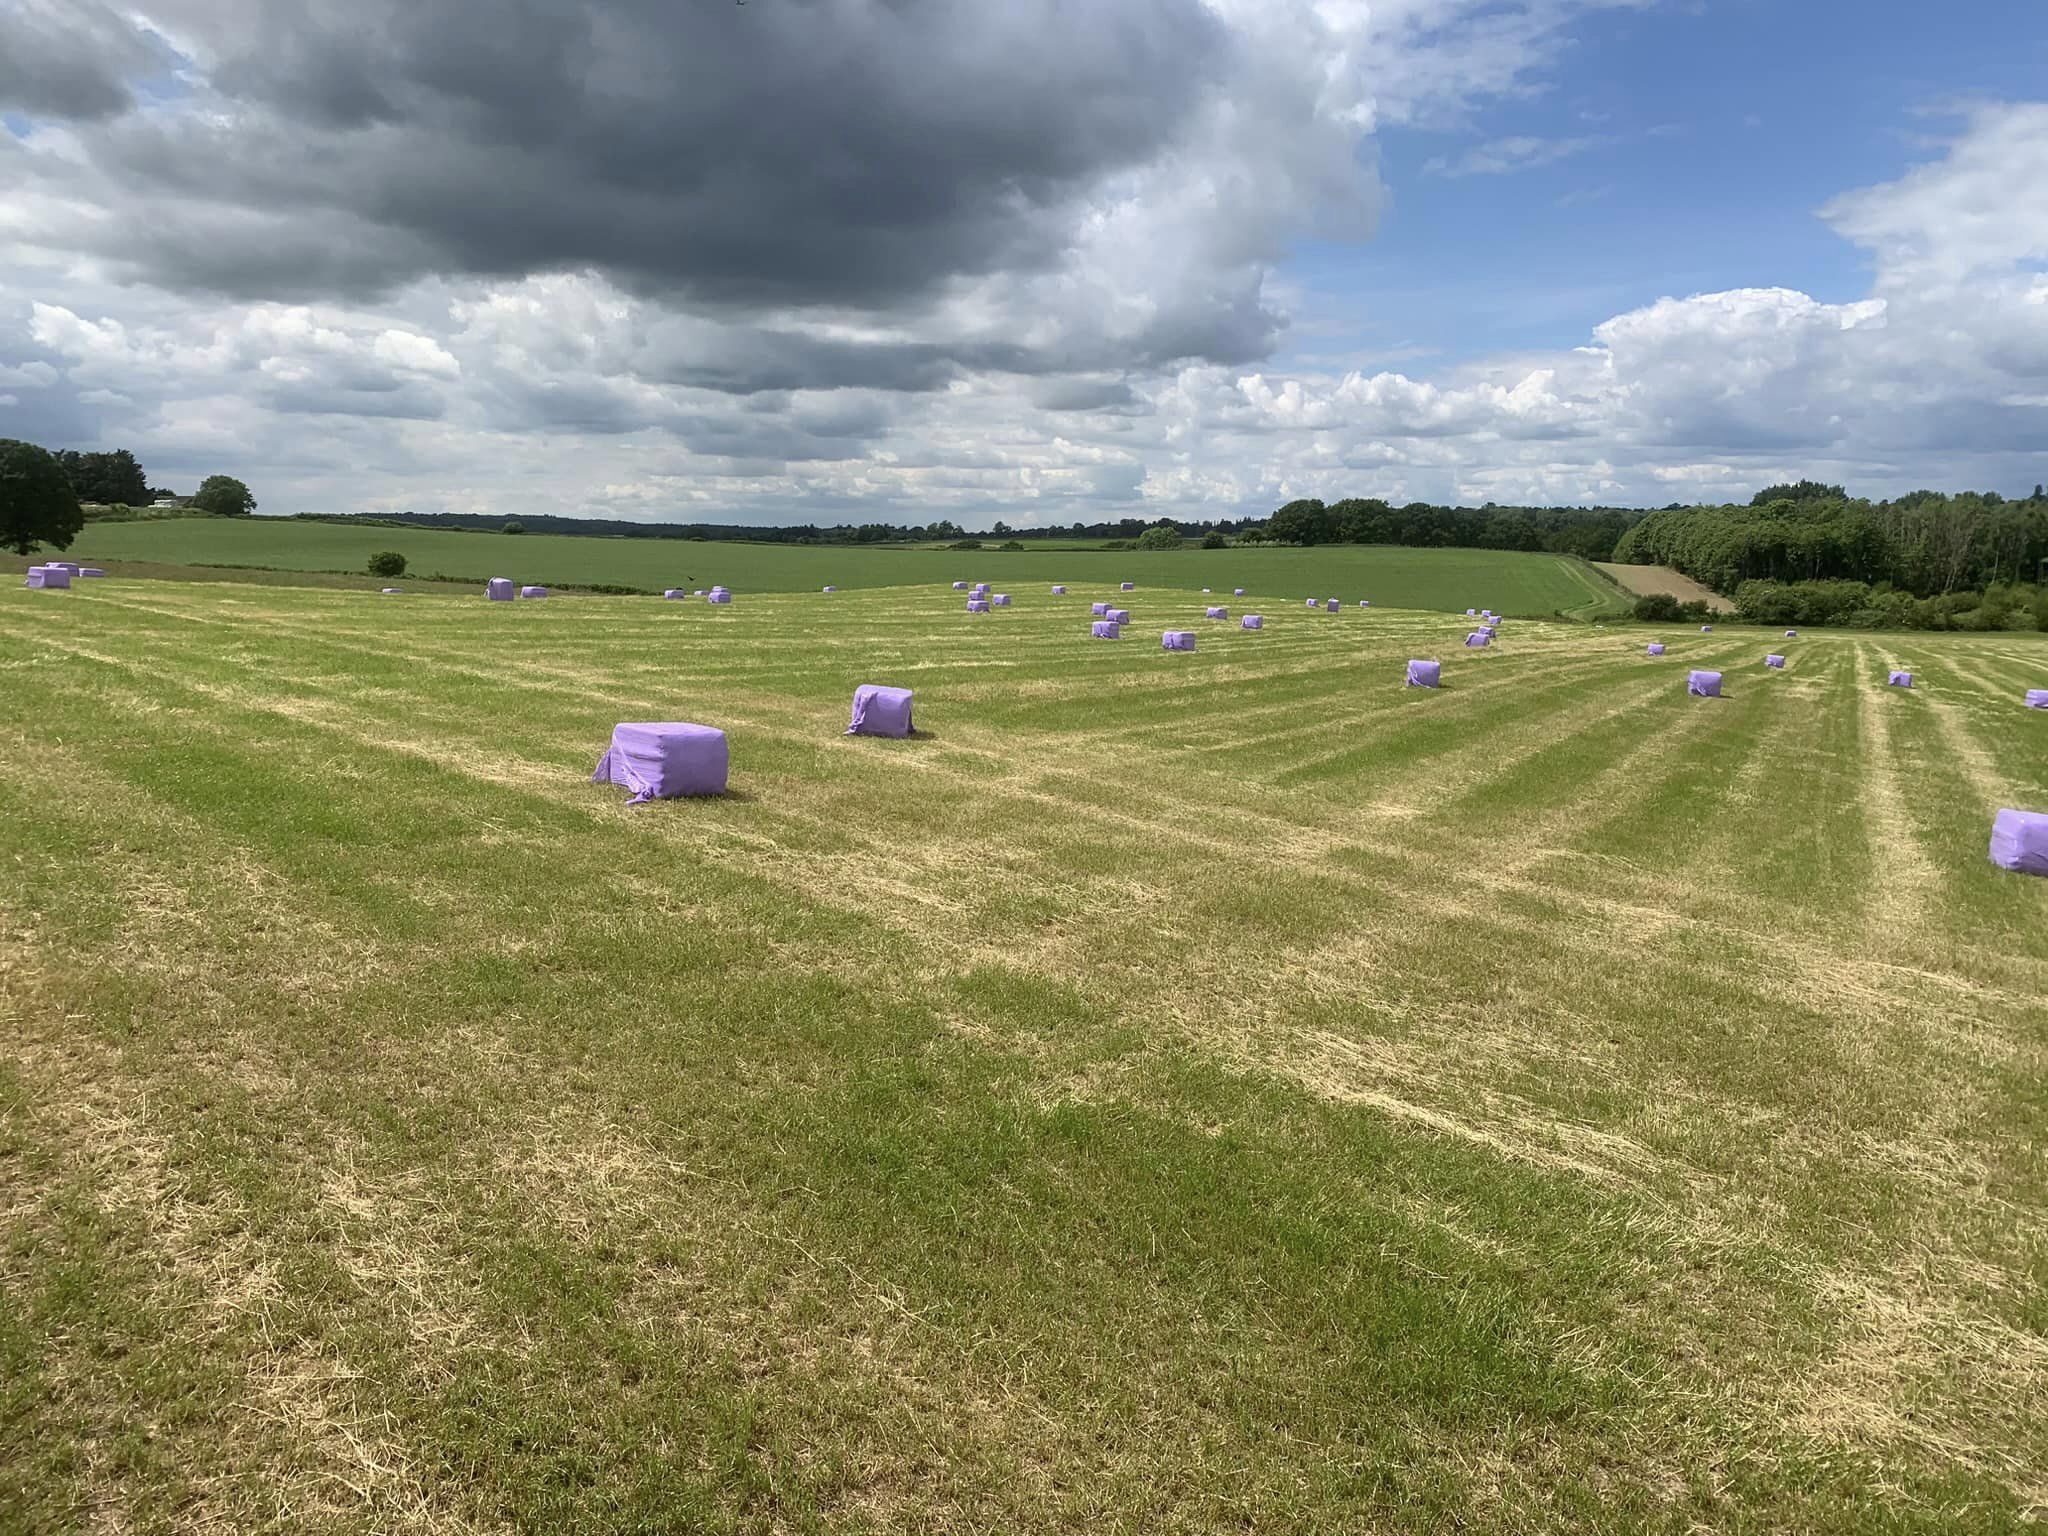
xmin=0 ymin=2 xmax=2042 ymax=522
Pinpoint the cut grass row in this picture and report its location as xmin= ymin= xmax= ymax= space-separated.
xmin=2 ymin=577 xmax=2045 ymax=1532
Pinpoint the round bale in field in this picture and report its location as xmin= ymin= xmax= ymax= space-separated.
xmin=1989 ymin=809 xmax=2048 ymax=876
xmin=1406 ymin=659 xmax=1441 ymax=688
xmin=1689 ymin=670 xmax=1723 ymax=697
xmin=592 ymin=722 xmax=729 ymax=802
xmin=847 ymin=685 xmax=914 ymax=739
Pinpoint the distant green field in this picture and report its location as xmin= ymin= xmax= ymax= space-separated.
xmin=61 ymin=517 xmax=1630 ymax=617
xmin=4 ymin=575 xmax=2046 ymax=1531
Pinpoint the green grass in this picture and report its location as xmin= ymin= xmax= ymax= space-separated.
xmin=3 ymin=575 xmax=2046 ymax=1533
xmin=49 ymin=518 xmax=1631 ymax=616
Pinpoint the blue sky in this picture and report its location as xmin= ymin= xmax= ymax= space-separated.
xmin=2 ymin=0 xmax=2045 ymax=520
xmin=1281 ymin=0 xmax=2048 ymax=372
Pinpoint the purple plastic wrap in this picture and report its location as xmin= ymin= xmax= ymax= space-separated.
xmin=1052 ymin=584 xmax=1066 ymax=595
xmin=1106 ymin=608 xmax=1131 ymax=625
xmin=1091 ymin=620 xmax=1121 ymax=639
xmin=1406 ymin=659 xmax=1441 ymax=688
xmin=381 ymin=586 xmax=403 ymax=594
xmin=847 ymin=684 xmax=914 ymax=738
xmin=822 ymin=585 xmax=836 ymax=592
xmin=24 ymin=566 xmax=70 ymax=589
xmin=1646 ymin=643 xmax=1666 ymax=656
xmin=1766 ymin=654 xmax=1786 ymax=668
xmin=520 ymin=585 xmax=549 ymax=598
xmin=664 ymin=589 xmax=687 ymax=599
xmin=1241 ymin=614 xmax=1263 ymax=630
xmin=1121 ymin=581 xmax=1135 ymax=591
xmin=593 ymin=722 xmax=729 ymax=802
xmin=992 ymin=594 xmax=1011 ymax=606
xmin=953 ymin=581 xmax=968 ymax=590
xmin=972 ymin=583 xmax=989 ymax=594
xmin=1785 ymin=629 xmax=1798 ymax=638
xmin=1326 ymin=599 xmax=1341 ymax=613
xmin=2026 ymin=690 xmax=2048 ymax=709
xmin=966 ymin=598 xmax=990 ymax=613
xmin=1359 ymin=600 xmax=1370 ymax=608
xmin=1091 ymin=601 xmax=1109 ymax=615
xmin=48 ymin=562 xmax=79 ymax=573
xmin=1989 ymin=809 xmax=2048 ymax=876
xmin=1465 ymin=632 xmax=1490 ymax=647
xmin=487 ymin=577 xmax=514 ymax=601
xmin=1306 ymin=597 xmax=1318 ymax=608
xmin=79 ymin=568 xmax=105 ymax=577
xmin=1466 ymin=608 xmax=1476 ymax=616
xmin=1889 ymin=670 xmax=1912 ymax=688
xmin=1202 ymin=588 xmax=1212 ymax=594
xmin=1701 ymin=624 xmax=1713 ymax=633
xmin=1233 ymin=587 xmax=1245 ymax=596
xmin=1162 ymin=630 xmax=1196 ymax=651
xmin=1688 ymin=670 xmax=1723 ymax=697
xmin=708 ymin=590 xmax=733 ymax=605
xmin=1206 ymin=606 xmax=1227 ymax=619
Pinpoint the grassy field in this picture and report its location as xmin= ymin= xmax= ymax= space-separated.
xmin=4 ymin=575 xmax=2046 ymax=1533
xmin=52 ymin=519 xmax=1631 ymax=617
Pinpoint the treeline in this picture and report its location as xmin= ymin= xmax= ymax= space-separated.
xmin=1250 ymin=498 xmax=1632 ymax=560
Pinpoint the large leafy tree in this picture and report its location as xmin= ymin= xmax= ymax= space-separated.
xmin=1268 ymin=498 xmax=1337 ymax=545
xmin=192 ymin=474 xmax=257 ymax=517
xmin=0 ymin=439 xmax=86 ymax=556
xmin=54 ymin=448 xmax=150 ymax=507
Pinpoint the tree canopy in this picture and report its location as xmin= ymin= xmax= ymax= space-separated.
xmin=0 ymin=439 xmax=86 ymax=557
xmin=193 ymin=474 xmax=258 ymax=517
xmin=54 ymin=448 xmax=149 ymax=507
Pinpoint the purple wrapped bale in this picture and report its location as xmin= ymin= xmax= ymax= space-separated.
xmin=1162 ymin=630 xmax=1196 ymax=651
xmin=1785 ymin=629 xmax=1798 ymax=638
xmin=1326 ymin=598 xmax=1341 ymax=613
xmin=2026 ymin=690 xmax=2048 ymax=709
xmin=966 ymin=598 xmax=990 ymax=613
xmin=708 ymin=589 xmax=733 ymax=605
xmin=79 ymin=567 xmax=105 ymax=577
xmin=953 ymin=581 xmax=968 ymax=590
xmin=1466 ymin=608 xmax=1476 ymax=617
xmin=1206 ymin=606 xmax=1228 ymax=619
xmin=972 ymin=583 xmax=989 ymax=594
xmin=1091 ymin=620 xmax=1121 ymax=639
xmin=1233 ymin=587 xmax=1245 ymax=596
xmin=593 ymin=721 xmax=729 ymax=802
xmin=822 ymin=585 xmax=836 ymax=593
xmin=1202 ymin=587 xmax=1212 ymax=594
xmin=1465 ymin=631 xmax=1490 ymax=647
xmin=487 ymin=577 xmax=515 ymax=601
xmin=664 ymin=588 xmax=687 ymax=599
xmin=1701 ymin=624 xmax=1714 ymax=633
xmin=25 ymin=566 xmax=70 ymax=589
xmin=1889 ymin=670 xmax=1912 ymax=688
xmin=1241 ymin=614 xmax=1263 ymax=630
xmin=520 ymin=585 xmax=549 ymax=598
xmin=1689 ymin=669 xmax=1723 ymax=697
xmin=1646 ymin=643 xmax=1666 ymax=656
xmin=1358 ymin=600 xmax=1370 ymax=608
xmin=1989 ymin=809 xmax=2048 ymax=876
xmin=48 ymin=562 xmax=80 ymax=573
xmin=381 ymin=586 xmax=403 ymax=594
xmin=1091 ymin=601 xmax=1109 ymax=615
xmin=847 ymin=684 xmax=914 ymax=738
xmin=1106 ymin=608 xmax=1131 ymax=625
xmin=1121 ymin=581 xmax=1135 ymax=591
xmin=1406 ymin=659 xmax=1441 ymax=688
xmin=1766 ymin=654 xmax=1786 ymax=668
xmin=992 ymin=594 xmax=1011 ymax=607
xmin=1051 ymin=584 xmax=1066 ymax=595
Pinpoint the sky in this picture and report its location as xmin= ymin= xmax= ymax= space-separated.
xmin=0 ymin=0 xmax=2044 ymax=528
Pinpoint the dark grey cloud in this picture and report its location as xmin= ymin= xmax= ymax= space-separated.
xmin=0 ymin=0 xmax=173 ymax=122
xmin=48 ymin=0 xmax=1229 ymax=314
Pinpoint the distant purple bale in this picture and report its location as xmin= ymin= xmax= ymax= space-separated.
xmin=1989 ymin=809 xmax=2048 ymax=876
xmin=1325 ymin=598 xmax=1340 ymax=613
xmin=1358 ymin=600 xmax=1369 ymax=608
xmin=1241 ymin=614 xmax=1263 ymax=630
xmin=25 ymin=566 xmax=70 ymax=589
xmin=1121 ymin=581 xmax=1135 ymax=591
xmin=847 ymin=684 xmax=914 ymax=738
xmin=487 ymin=577 xmax=515 ymax=601
xmin=381 ymin=587 xmax=403 ymax=595
xmin=1466 ymin=608 xmax=1476 ymax=617
xmin=78 ymin=568 xmax=105 ymax=578
xmin=2026 ymin=689 xmax=2048 ymax=709
xmin=1889 ymin=671 xmax=1912 ymax=688
xmin=953 ymin=581 xmax=968 ymax=590
xmin=47 ymin=562 xmax=80 ymax=573
xmin=1765 ymin=654 xmax=1786 ymax=668
xmin=1233 ymin=587 xmax=1245 ymax=597
xmin=664 ymin=589 xmax=687 ymax=599
xmin=822 ymin=585 xmax=836 ymax=593
xmin=1202 ymin=587 xmax=1212 ymax=594
xmin=1091 ymin=620 xmax=1121 ymax=639
xmin=1688 ymin=670 xmax=1723 ymax=697
xmin=1106 ymin=608 xmax=1131 ymax=625
xmin=992 ymin=594 xmax=1011 ymax=606
xmin=592 ymin=722 xmax=729 ymax=802
xmin=520 ymin=585 xmax=549 ymax=598
xmin=1785 ymin=629 xmax=1798 ymax=638
xmin=1646 ymin=643 xmax=1665 ymax=656
xmin=1206 ymin=606 xmax=1227 ymax=619
xmin=1162 ymin=630 xmax=1196 ymax=651
xmin=708 ymin=590 xmax=733 ymax=605
xmin=1305 ymin=598 xmax=1318 ymax=608
xmin=1406 ymin=659 xmax=1441 ymax=688
xmin=1052 ymin=584 xmax=1066 ymax=595
xmin=1701 ymin=624 xmax=1714 ymax=633
xmin=972 ymin=583 xmax=989 ymax=595
xmin=966 ymin=598 xmax=990 ymax=613
xmin=1465 ymin=632 xmax=1490 ymax=647
xmin=1091 ymin=601 xmax=1109 ymax=615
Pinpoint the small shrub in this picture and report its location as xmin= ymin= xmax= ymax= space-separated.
xmin=502 ymin=520 xmax=526 ymax=535
xmin=1632 ymin=593 xmax=1683 ymax=622
xmin=1136 ymin=524 xmax=1183 ymax=551
xmin=367 ymin=550 xmax=407 ymax=577
xmin=947 ymin=538 xmax=984 ymax=551
xmin=1200 ymin=530 xmax=1227 ymax=549
xmin=999 ymin=540 xmax=1025 ymax=551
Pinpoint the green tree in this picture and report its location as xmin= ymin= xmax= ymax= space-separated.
xmin=55 ymin=448 xmax=150 ymax=507
xmin=0 ymin=439 xmax=86 ymax=556
xmin=1200 ymin=529 xmax=1227 ymax=549
xmin=367 ymin=551 xmax=407 ymax=578
xmin=1268 ymin=498 xmax=1337 ymax=545
xmin=1136 ymin=523 xmax=1182 ymax=550
xmin=1751 ymin=480 xmax=1846 ymax=507
xmin=192 ymin=474 xmax=257 ymax=517
xmin=502 ymin=520 xmax=526 ymax=535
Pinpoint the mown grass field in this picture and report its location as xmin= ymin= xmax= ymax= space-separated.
xmin=52 ymin=519 xmax=1631 ymax=616
xmin=4 ymin=576 xmax=2046 ymax=1533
